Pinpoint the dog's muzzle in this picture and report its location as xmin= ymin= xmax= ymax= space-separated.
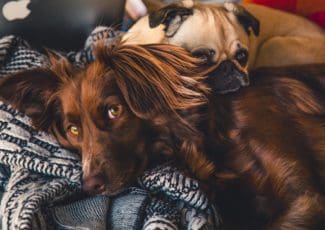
xmin=208 ymin=60 xmax=249 ymax=94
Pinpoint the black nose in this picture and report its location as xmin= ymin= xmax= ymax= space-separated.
xmin=82 ymin=175 xmax=106 ymax=194
xmin=219 ymin=60 xmax=235 ymax=75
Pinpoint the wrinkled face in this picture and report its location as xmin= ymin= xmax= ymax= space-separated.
xmin=56 ymin=66 xmax=150 ymax=195
xmin=167 ymin=8 xmax=249 ymax=67
xmin=124 ymin=2 xmax=259 ymax=94
xmin=165 ymin=7 xmax=250 ymax=93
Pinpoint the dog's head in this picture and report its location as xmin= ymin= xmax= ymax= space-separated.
xmin=0 ymin=42 xmax=211 ymax=194
xmin=124 ymin=0 xmax=260 ymax=94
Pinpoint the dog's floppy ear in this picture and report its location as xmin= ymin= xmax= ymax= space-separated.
xmin=0 ymin=69 xmax=60 ymax=120
xmin=224 ymin=3 xmax=260 ymax=36
xmin=149 ymin=3 xmax=193 ymax=37
xmin=95 ymin=42 xmax=207 ymax=119
xmin=0 ymin=54 xmax=72 ymax=130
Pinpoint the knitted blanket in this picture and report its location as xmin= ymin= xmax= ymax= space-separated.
xmin=0 ymin=27 xmax=221 ymax=229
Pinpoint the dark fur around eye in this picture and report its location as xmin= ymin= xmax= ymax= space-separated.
xmin=235 ymin=48 xmax=248 ymax=66
xmin=191 ymin=49 xmax=216 ymax=63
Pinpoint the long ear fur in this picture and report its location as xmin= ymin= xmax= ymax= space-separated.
xmin=94 ymin=42 xmax=208 ymax=120
xmin=0 ymin=69 xmax=60 ymax=121
xmin=0 ymin=54 xmax=73 ymax=131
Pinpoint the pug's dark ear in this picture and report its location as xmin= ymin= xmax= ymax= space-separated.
xmin=149 ymin=4 xmax=193 ymax=37
xmin=224 ymin=3 xmax=260 ymax=36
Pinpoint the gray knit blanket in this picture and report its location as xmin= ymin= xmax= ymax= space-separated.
xmin=0 ymin=27 xmax=221 ymax=230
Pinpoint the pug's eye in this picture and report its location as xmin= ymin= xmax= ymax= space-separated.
xmin=108 ymin=105 xmax=123 ymax=119
xmin=191 ymin=49 xmax=215 ymax=63
xmin=68 ymin=125 xmax=79 ymax=136
xmin=235 ymin=49 xmax=249 ymax=66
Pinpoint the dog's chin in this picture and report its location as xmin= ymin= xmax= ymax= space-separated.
xmin=101 ymin=187 xmax=125 ymax=196
xmin=208 ymin=60 xmax=249 ymax=94
xmin=215 ymin=79 xmax=242 ymax=94
xmin=101 ymin=170 xmax=142 ymax=196
xmin=101 ymin=180 xmax=135 ymax=196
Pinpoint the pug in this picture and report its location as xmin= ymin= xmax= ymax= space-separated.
xmin=123 ymin=0 xmax=325 ymax=93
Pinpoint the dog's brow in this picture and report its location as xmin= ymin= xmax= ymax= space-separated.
xmin=102 ymin=90 xmax=119 ymax=98
xmin=102 ymin=82 xmax=120 ymax=98
xmin=65 ymin=113 xmax=81 ymax=124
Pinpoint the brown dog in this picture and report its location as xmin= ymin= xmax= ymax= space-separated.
xmin=0 ymin=42 xmax=213 ymax=194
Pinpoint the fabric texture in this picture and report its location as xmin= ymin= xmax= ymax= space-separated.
xmin=243 ymin=0 xmax=325 ymax=28
xmin=0 ymin=27 xmax=221 ymax=229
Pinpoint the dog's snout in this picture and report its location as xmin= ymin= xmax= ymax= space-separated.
xmin=208 ymin=60 xmax=249 ymax=94
xmin=219 ymin=61 xmax=248 ymax=83
xmin=82 ymin=175 xmax=106 ymax=194
xmin=219 ymin=60 xmax=235 ymax=75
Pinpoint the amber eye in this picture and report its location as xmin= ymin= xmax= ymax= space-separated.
xmin=108 ymin=105 xmax=123 ymax=119
xmin=68 ymin=125 xmax=79 ymax=136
